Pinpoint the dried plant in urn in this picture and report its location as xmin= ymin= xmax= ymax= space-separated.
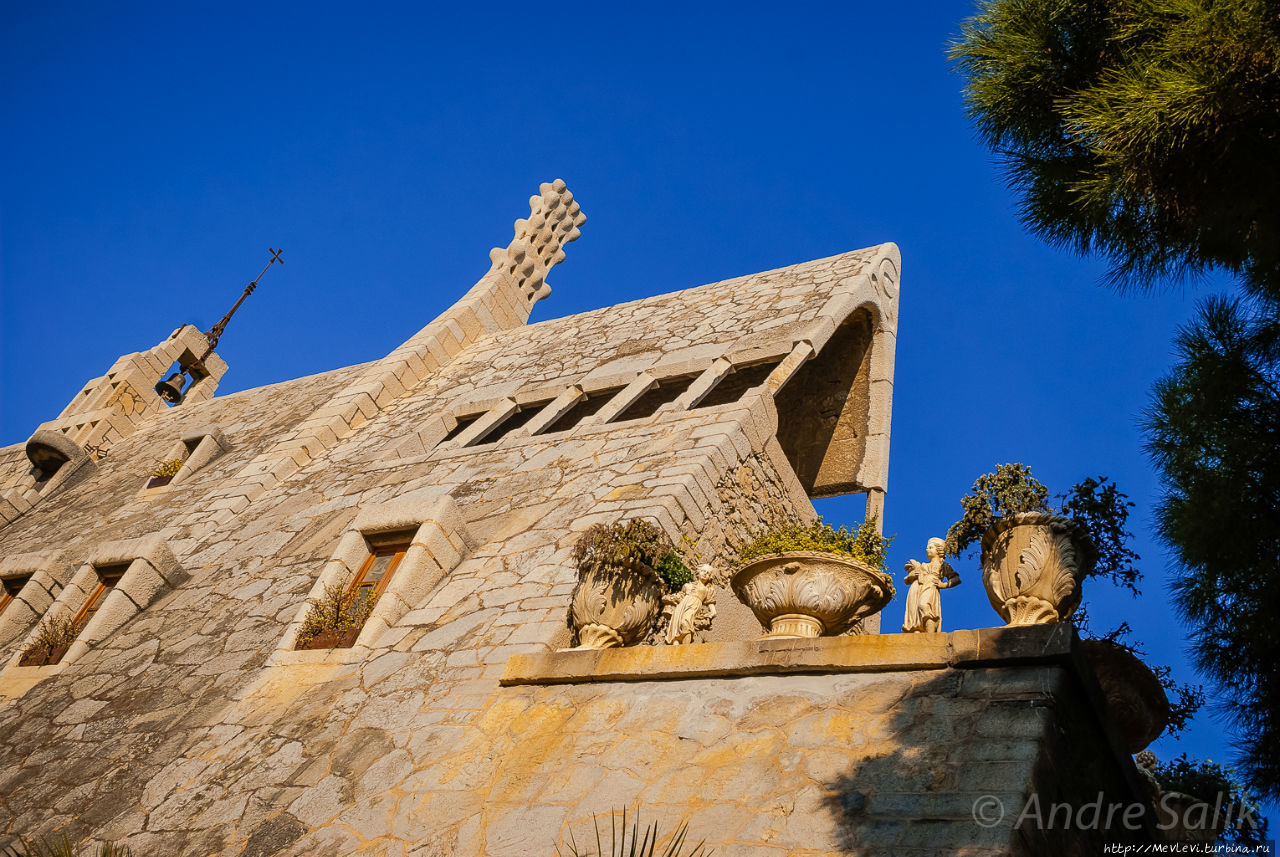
xmin=566 ymin=519 xmax=690 ymax=650
xmin=945 ymin=463 xmax=1140 ymax=626
xmin=731 ymin=518 xmax=895 ymax=639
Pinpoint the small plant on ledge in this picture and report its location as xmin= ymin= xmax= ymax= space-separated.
xmin=18 ymin=615 xmax=81 ymax=667
xmin=730 ymin=518 xmax=896 ymax=639
xmin=146 ymin=458 xmax=184 ymax=488
xmin=943 ymin=463 xmax=1140 ymax=626
xmin=295 ymin=583 xmax=375 ymax=650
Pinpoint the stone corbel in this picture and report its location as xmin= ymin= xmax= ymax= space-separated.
xmin=23 ymin=429 xmax=94 ymax=495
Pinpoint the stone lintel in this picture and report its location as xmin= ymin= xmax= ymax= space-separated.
xmin=500 ymin=624 xmax=1075 ymax=686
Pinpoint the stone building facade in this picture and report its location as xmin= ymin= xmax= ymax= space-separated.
xmin=0 ymin=181 xmax=1157 ymax=855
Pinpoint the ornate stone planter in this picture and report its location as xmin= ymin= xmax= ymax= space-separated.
xmin=731 ymin=551 xmax=895 ymax=639
xmin=1081 ymin=638 xmax=1170 ymax=753
xmin=568 ymin=558 xmax=665 ymax=649
xmin=980 ymin=512 xmax=1093 ymax=625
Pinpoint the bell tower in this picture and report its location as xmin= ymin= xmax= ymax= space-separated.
xmin=0 ymin=325 xmax=229 ymax=528
xmin=0 ymin=249 xmax=281 ymax=528
xmin=36 ymin=323 xmax=230 ymax=459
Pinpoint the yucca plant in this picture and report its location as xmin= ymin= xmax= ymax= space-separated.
xmin=1 ymin=833 xmax=132 ymax=856
xmin=557 ymin=807 xmax=711 ymax=857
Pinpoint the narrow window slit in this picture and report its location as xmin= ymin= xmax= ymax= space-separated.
xmin=693 ymin=360 xmax=783 ymax=408
xmin=73 ymin=565 xmax=128 ymax=629
xmin=0 ymin=575 xmax=32 ymax=617
xmin=613 ymin=375 xmax=699 ymax=422
xmin=295 ymin=533 xmax=412 ymax=650
xmin=539 ymin=387 xmax=624 ymax=434
xmin=442 ymin=414 xmax=482 ymax=443
xmin=476 ymin=400 xmax=552 ymax=445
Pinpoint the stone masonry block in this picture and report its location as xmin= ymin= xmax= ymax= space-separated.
xmin=0 ymin=552 xmax=70 ymax=649
xmin=452 ymin=400 xmax=517 ymax=448
xmin=870 ymin=328 xmax=897 ymax=383
xmin=592 ymin=373 xmax=656 ymax=426
xmin=800 ymin=314 xmax=838 ymax=354
xmin=90 ymin=535 xmax=179 ymax=583
xmin=179 ymin=424 xmax=227 ymax=449
xmin=764 ymin=341 xmax=815 ymax=394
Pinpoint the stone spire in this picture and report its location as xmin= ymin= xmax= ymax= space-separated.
xmin=190 ymin=181 xmax=586 ymax=528
xmin=481 ymin=178 xmax=587 ymax=325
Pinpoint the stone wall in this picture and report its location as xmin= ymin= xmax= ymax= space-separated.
xmin=0 ymin=216 xmax=1157 ymax=854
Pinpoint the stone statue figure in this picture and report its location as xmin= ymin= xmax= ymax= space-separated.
xmin=1134 ymin=750 xmax=1162 ymax=799
xmin=902 ymin=537 xmax=960 ymax=633
xmin=661 ymin=564 xmax=717 ymax=645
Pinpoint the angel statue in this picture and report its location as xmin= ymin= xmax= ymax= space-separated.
xmin=661 ymin=564 xmax=718 ymax=645
xmin=902 ymin=537 xmax=960 ymax=633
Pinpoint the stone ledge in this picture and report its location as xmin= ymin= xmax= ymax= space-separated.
xmin=500 ymin=624 xmax=1075 ymax=686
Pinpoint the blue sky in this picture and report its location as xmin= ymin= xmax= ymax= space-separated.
xmin=2 ymin=0 xmax=1270 ymax=830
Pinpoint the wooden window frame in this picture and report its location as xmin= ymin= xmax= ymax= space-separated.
xmin=348 ymin=535 xmax=411 ymax=608
xmin=72 ymin=566 xmax=127 ymax=628
xmin=0 ymin=574 xmax=31 ymax=618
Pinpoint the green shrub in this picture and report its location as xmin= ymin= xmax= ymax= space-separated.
xmin=944 ymin=463 xmax=1141 ymax=592
xmin=295 ymin=583 xmax=375 ymax=648
xmin=1153 ymin=754 xmax=1269 ymax=845
xmin=653 ymin=552 xmax=694 ymax=590
xmin=571 ymin=519 xmax=695 ymax=593
xmin=572 ymin=520 xmax=670 ymax=571
xmin=737 ymin=517 xmax=891 ymax=572
xmin=943 ymin=463 xmax=1049 ymax=558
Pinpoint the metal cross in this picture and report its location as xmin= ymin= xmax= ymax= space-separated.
xmin=199 ymin=248 xmax=283 ymax=361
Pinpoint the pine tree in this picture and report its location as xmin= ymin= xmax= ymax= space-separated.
xmin=1145 ymin=298 xmax=1280 ymax=799
xmin=951 ymin=0 xmax=1280 ymax=296
xmin=953 ymin=0 xmax=1280 ymax=798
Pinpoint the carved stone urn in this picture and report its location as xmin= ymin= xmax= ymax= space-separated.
xmin=980 ymin=512 xmax=1093 ymax=625
xmin=731 ymin=551 xmax=895 ymax=639
xmin=1081 ymin=638 xmax=1170 ymax=753
xmin=568 ymin=558 xmax=665 ymax=649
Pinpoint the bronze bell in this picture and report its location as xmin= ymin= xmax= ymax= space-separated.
xmin=154 ymin=372 xmax=187 ymax=405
